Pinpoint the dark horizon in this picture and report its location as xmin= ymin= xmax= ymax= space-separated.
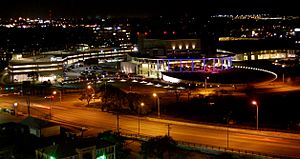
xmin=0 ymin=0 xmax=298 ymax=18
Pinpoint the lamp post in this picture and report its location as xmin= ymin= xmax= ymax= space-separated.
xmin=282 ymin=64 xmax=285 ymax=83
xmin=87 ymin=85 xmax=95 ymax=107
xmin=52 ymin=90 xmax=62 ymax=103
xmin=138 ymin=102 xmax=144 ymax=135
xmin=102 ymin=75 xmax=107 ymax=93
xmin=205 ymin=76 xmax=209 ymax=91
xmin=13 ymin=102 xmax=18 ymax=116
xmin=153 ymin=93 xmax=160 ymax=118
xmin=87 ymin=85 xmax=92 ymax=89
xmin=49 ymin=91 xmax=57 ymax=119
xmin=251 ymin=100 xmax=259 ymax=130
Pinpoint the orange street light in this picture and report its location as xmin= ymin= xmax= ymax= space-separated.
xmin=153 ymin=93 xmax=160 ymax=118
xmin=53 ymin=90 xmax=62 ymax=103
xmin=251 ymin=100 xmax=259 ymax=130
xmin=138 ymin=102 xmax=145 ymax=134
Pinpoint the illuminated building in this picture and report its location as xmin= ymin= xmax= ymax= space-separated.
xmin=233 ymin=49 xmax=299 ymax=61
xmin=8 ymin=47 xmax=137 ymax=83
xmin=121 ymin=36 xmax=234 ymax=80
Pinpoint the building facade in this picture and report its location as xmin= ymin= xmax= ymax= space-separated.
xmin=8 ymin=47 xmax=137 ymax=83
xmin=122 ymin=37 xmax=233 ymax=79
xmin=35 ymin=138 xmax=116 ymax=159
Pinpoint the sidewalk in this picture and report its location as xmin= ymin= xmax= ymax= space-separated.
xmin=146 ymin=115 xmax=300 ymax=140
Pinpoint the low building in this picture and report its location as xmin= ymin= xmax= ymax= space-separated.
xmin=0 ymin=122 xmax=36 ymax=159
xmin=20 ymin=117 xmax=60 ymax=138
xmin=35 ymin=137 xmax=116 ymax=159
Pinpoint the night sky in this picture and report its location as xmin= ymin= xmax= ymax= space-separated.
xmin=0 ymin=0 xmax=297 ymax=18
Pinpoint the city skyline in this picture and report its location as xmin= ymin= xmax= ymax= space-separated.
xmin=1 ymin=1 xmax=300 ymax=158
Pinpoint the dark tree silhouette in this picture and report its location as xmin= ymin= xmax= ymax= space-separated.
xmin=127 ymin=93 xmax=143 ymax=112
xmin=140 ymin=135 xmax=177 ymax=159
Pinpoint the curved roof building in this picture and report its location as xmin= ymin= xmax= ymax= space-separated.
xmin=121 ymin=37 xmax=234 ymax=81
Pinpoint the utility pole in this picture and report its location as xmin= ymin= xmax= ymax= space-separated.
xmin=116 ymin=111 xmax=120 ymax=133
xmin=167 ymin=124 xmax=171 ymax=136
xmin=26 ymin=95 xmax=30 ymax=116
xmin=227 ymin=111 xmax=232 ymax=149
xmin=23 ymin=81 xmax=31 ymax=116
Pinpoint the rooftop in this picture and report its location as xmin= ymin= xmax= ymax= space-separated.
xmin=38 ymin=137 xmax=114 ymax=158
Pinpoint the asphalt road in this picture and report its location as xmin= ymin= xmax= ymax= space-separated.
xmin=1 ymin=90 xmax=300 ymax=158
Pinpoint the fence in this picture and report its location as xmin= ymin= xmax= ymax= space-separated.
xmin=120 ymin=132 xmax=299 ymax=159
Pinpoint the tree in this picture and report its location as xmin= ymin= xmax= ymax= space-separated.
xmin=127 ymin=93 xmax=143 ymax=112
xmin=79 ymin=85 xmax=95 ymax=107
xmin=140 ymin=135 xmax=177 ymax=159
xmin=98 ymin=84 xmax=127 ymax=111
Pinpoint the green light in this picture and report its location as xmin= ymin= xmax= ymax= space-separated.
xmin=96 ymin=154 xmax=106 ymax=159
xmin=50 ymin=156 xmax=56 ymax=159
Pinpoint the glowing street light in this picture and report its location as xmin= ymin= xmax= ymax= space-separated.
xmin=87 ymin=85 xmax=92 ymax=89
xmin=251 ymin=100 xmax=259 ymax=130
xmin=52 ymin=90 xmax=62 ymax=103
xmin=282 ymin=64 xmax=285 ymax=83
xmin=205 ymin=76 xmax=209 ymax=90
xmin=48 ymin=91 xmax=58 ymax=119
xmin=86 ymin=85 xmax=95 ymax=107
xmin=13 ymin=102 xmax=18 ymax=116
xmin=153 ymin=93 xmax=160 ymax=118
xmin=138 ymin=102 xmax=144 ymax=134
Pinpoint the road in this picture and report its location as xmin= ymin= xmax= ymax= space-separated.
xmin=1 ymin=93 xmax=300 ymax=158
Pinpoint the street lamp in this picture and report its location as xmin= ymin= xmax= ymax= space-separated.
xmin=52 ymin=90 xmax=62 ymax=103
xmin=282 ymin=64 xmax=285 ymax=83
xmin=251 ymin=100 xmax=259 ymax=130
xmin=46 ymin=95 xmax=54 ymax=119
xmin=205 ymin=76 xmax=209 ymax=90
xmin=87 ymin=85 xmax=95 ymax=107
xmin=138 ymin=102 xmax=144 ymax=135
xmin=153 ymin=93 xmax=160 ymax=118
xmin=48 ymin=91 xmax=58 ymax=119
xmin=13 ymin=102 xmax=18 ymax=116
xmin=87 ymin=85 xmax=92 ymax=89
